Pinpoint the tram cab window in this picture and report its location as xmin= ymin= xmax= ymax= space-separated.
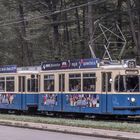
xmin=83 ymin=73 xmax=96 ymax=92
xmin=0 ymin=77 xmax=5 ymax=92
xmin=69 ymin=74 xmax=81 ymax=92
xmin=115 ymin=75 xmax=139 ymax=92
xmin=44 ymin=75 xmax=55 ymax=92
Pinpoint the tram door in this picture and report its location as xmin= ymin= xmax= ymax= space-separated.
xmin=18 ymin=76 xmax=26 ymax=93
xmin=18 ymin=76 xmax=26 ymax=109
xmin=102 ymin=72 xmax=112 ymax=113
xmin=59 ymin=74 xmax=65 ymax=110
xmin=59 ymin=74 xmax=65 ymax=92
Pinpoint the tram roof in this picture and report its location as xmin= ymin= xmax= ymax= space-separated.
xmin=0 ymin=58 xmax=138 ymax=74
xmin=40 ymin=58 xmax=138 ymax=71
xmin=100 ymin=59 xmax=138 ymax=69
xmin=100 ymin=64 xmax=140 ymax=69
xmin=17 ymin=66 xmax=41 ymax=73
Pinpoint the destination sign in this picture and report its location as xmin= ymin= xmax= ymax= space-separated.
xmin=41 ymin=58 xmax=99 ymax=71
xmin=0 ymin=65 xmax=17 ymax=73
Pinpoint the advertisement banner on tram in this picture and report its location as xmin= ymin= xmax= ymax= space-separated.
xmin=0 ymin=65 xmax=17 ymax=73
xmin=41 ymin=58 xmax=100 ymax=71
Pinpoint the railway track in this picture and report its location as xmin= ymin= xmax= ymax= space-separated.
xmin=1 ymin=109 xmax=140 ymax=124
xmin=33 ymin=112 xmax=140 ymax=124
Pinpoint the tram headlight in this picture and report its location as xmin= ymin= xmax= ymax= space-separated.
xmin=131 ymin=97 xmax=136 ymax=103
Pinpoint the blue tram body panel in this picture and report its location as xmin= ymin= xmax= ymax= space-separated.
xmin=0 ymin=93 xmax=38 ymax=111
xmin=101 ymin=94 xmax=113 ymax=114
xmin=100 ymin=93 xmax=140 ymax=115
xmin=38 ymin=94 xmax=62 ymax=111
xmin=0 ymin=94 xmax=22 ymax=110
xmin=37 ymin=93 xmax=140 ymax=115
xmin=37 ymin=93 xmax=101 ymax=113
xmin=22 ymin=94 xmax=38 ymax=110
xmin=62 ymin=93 xmax=139 ymax=115
xmin=1 ymin=92 xmax=140 ymax=116
xmin=63 ymin=94 xmax=100 ymax=113
xmin=37 ymin=93 xmax=102 ymax=114
xmin=111 ymin=94 xmax=140 ymax=115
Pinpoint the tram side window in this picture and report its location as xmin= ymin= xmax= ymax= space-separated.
xmin=6 ymin=77 xmax=15 ymax=92
xmin=69 ymin=74 xmax=81 ymax=92
xmin=27 ymin=75 xmax=38 ymax=92
xmin=0 ymin=77 xmax=5 ymax=92
xmin=83 ymin=73 xmax=96 ymax=91
xmin=115 ymin=75 xmax=139 ymax=92
xmin=18 ymin=76 xmax=25 ymax=92
xmin=44 ymin=75 xmax=55 ymax=92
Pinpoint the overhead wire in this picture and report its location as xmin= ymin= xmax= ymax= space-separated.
xmin=0 ymin=0 xmax=106 ymax=27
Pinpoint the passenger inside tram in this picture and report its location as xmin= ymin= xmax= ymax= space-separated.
xmin=115 ymin=75 xmax=139 ymax=92
xmin=70 ymin=83 xmax=81 ymax=92
xmin=47 ymin=81 xmax=54 ymax=91
xmin=126 ymin=76 xmax=139 ymax=92
xmin=0 ymin=84 xmax=4 ymax=92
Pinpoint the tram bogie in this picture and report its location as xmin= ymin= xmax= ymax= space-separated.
xmin=0 ymin=59 xmax=139 ymax=116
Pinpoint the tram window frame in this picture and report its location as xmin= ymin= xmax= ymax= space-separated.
xmin=59 ymin=74 xmax=65 ymax=92
xmin=114 ymin=75 xmax=140 ymax=92
xmin=44 ymin=74 xmax=55 ymax=92
xmin=18 ymin=76 xmax=26 ymax=92
xmin=0 ymin=77 xmax=5 ymax=92
xmin=107 ymin=73 xmax=112 ymax=92
xmin=69 ymin=73 xmax=81 ymax=92
xmin=27 ymin=75 xmax=38 ymax=92
xmin=83 ymin=73 xmax=96 ymax=92
xmin=6 ymin=77 xmax=15 ymax=92
xmin=102 ymin=73 xmax=106 ymax=92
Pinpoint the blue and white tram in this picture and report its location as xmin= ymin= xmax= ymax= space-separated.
xmin=0 ymin=58 xmax=139 ymax=116
xmin=17 ymin=66 xmax=40 ymax=111
xmin=0 ymin=65 xmax=40 ymax=111
xmin=39 ymin=58 xmax=140 ymax=115
xmin=39 ymin=58 xmax=100 ymax=113
xmin=102 ymin=60 xmax=140 ymax=115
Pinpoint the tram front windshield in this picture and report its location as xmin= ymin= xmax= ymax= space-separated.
xmin=115 ymin=75 xmax=140 ymax=92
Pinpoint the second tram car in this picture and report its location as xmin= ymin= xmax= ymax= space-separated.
xmin=0 ymin=58 xmax=139 ymax=116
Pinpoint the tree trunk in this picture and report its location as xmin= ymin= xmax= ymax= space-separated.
xmin=47 ymin=0 xmax=61 ymax=60
xmin=135 ymin=0 xmax=140 ymax=61
xmin=87 ymin=0 xmax=96 ymax=58
xmin=63 ymin=0 xmax=71 ymax=59
xmin=18 ymin=0 xmax=33 ymax=66
xmin=126 ymin=0 xmax=140 ymax=60
xmin=82 ymin=6 xmax=87 ymax=58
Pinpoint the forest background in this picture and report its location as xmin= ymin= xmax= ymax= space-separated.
xmin=0 ymin=0 xmax=139 ymax=66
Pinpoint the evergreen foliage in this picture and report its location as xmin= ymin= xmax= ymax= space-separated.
xmin=0 ymin=0 xmax=139 ymax=66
